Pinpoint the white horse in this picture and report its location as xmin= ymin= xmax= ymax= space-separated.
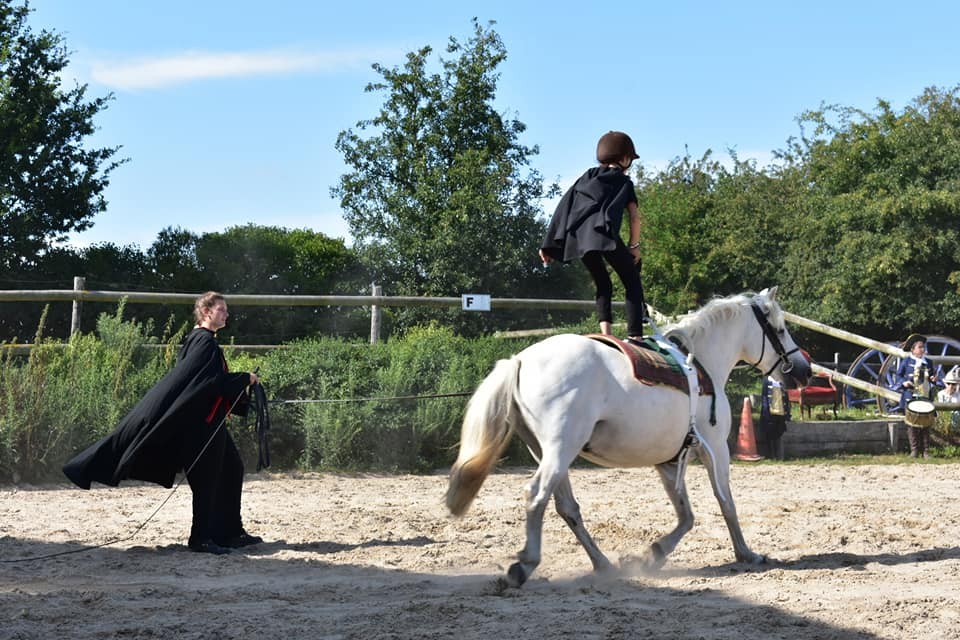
xmin=445 ymin=287 xmax=811 ymax=587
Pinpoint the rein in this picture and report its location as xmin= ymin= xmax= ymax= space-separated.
xmin=748 ymin=301 xmax=801 ymax=377
xmin=251 ymin=382 xmax=271 ymax=471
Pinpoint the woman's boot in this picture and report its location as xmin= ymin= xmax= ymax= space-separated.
xmin=907 ymin=426 xmax=919 ymax=457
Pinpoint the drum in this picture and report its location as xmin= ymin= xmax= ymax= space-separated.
xmin=905 ymin=399 xmax=936 ymax=428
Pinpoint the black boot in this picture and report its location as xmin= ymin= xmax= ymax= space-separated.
xmin=919 ymin=428 xmax=931 ymax=458
xmin=188 ymin=538 xmax=232 ymax=555
xmin=906 ymin=426 xmax=919 ymax=458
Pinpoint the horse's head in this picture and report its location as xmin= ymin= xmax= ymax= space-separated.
xmin=745 ymin=287 xmax=811 ymax=388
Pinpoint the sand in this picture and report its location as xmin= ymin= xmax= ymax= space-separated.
xmin=2 ymin=463 xmax=959 ymax=639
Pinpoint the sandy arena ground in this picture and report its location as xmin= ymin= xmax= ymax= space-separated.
xmin=2 ymin=463 xmax=959 ymax=639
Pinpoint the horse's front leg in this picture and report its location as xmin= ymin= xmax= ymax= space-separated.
xmin=552 ymin=474 xmax=614 ymax=574
xmin=697 ymin=444 xmax=766 ymax=565
xmin=640 ymin=460 xmax=695 ymax=570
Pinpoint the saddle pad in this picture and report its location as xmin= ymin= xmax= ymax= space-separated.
xmin=586 ymin=334 xmax=714 ymax=396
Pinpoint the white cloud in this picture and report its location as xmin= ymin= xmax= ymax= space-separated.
xmin=90 ymin=47 xmax=399 ymax=91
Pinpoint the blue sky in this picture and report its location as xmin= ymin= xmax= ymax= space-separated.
xmin=25 ymin=0 xmax=960 ymax=250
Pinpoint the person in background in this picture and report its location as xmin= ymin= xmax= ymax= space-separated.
xmin=63 ymin=292 xmax=263 ymax=555
xmin=760 ymin=376 xmax=790 ymax=460
xmin=894 ymin=334 xmax=942 ymax=458
xmin=937 ymin=366 xmax=960 ymax=432
xmin=539 ymin=131 xmax=649 ymax=340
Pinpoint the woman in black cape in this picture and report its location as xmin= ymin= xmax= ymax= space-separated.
xmin=63 ymin=292 xmax=262 ymax=554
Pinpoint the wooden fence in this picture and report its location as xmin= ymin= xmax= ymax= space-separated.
xmin=4 ymin=282 xmax=958 ymax=411
xmin=0 ymin=277 xmax=607 ymax=346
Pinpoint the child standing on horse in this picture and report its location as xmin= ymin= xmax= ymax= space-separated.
xmin=539 ymin=131 xmax=648 ymax=340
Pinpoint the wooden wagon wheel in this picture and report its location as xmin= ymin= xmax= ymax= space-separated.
xmin=845 ymin=335 xmax=960 ymax=413
xmin=843 ymin=343 xmax=898 ymax=411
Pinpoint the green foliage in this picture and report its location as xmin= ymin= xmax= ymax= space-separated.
xmin=258 ymin=326 xmax=535 ymax=472
xmin=637 ymin=152 xmax=727 ymax=313
xmin=635 ymin=85 xmax=960 ymax=353
xmin=776 ymin=87 xmax=960 ymax=337
xmin=146 ymin=227 xmax=204 ymax=290
xmin=0 ymin=302 xmax=183 ymax=482
xmin=0 ymin=224 xmax=372 ymax=344
xmin=193 ymin=224 xmax=370 ymax=341
xmin=5 ymin=305 xmax=957 ymax=483
xmin=637 ymin=150 xmax=808 ymax=316
xmin=0 ymin=308 xmax=545 ymax=480
xmin=0 ymin=0 xmax=126 ymax=272
xmin=194 ymin=224 xmax=363 ymax=295
xmin=332 ymin=19 xmax=575 ymax=335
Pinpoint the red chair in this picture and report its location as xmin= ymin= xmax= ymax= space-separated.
xmin=786 ymin=351 xmax=839 ymax=418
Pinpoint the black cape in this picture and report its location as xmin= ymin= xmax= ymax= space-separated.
xmin=62 ymin=328 xmax=250 ymax=489
xmin=540 ymin=166 xmax=637 ymax=263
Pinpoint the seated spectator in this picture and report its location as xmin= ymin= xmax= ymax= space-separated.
xmin=937 ymin=366 xmax=960 ymax=432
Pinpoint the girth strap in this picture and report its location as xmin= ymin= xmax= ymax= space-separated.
xmin=666 ymin=335 xmax=718 ymax=426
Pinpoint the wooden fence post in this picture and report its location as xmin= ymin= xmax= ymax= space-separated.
xmin=70 ymin=276 xmax=85 ymax=337
xmin=370 ymin=283 xmax=382 ymax=344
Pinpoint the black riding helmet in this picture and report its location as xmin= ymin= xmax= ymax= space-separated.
xmin=596 ymin=131 xmax=639 ymax=164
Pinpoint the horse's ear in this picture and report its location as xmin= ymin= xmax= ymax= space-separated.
xmin=765 ymin=286 xmax=778 ymax=301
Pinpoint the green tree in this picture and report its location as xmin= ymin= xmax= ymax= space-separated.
xmin=0 ymin=224 xmax=371 ymax=344
xmin=332 ymin=19 xmax=574 ymax=334
xmin=146 ymin=227 xmax=204 ymax=291
xmin=693 ymin=153 xmax=811 ymax=315
xmin=777 ymin=86 xmax=960 ymax=337
xmin=637 ymin=148 xmax=808 ymax=317
xmin=0 ymin=241 xmax=153 ymax=341
xmin=194 ymin=224 xmax=368 ymax=342
xmin=0 ymin=1 xmax=125 ymax=271
xmin=636 ymin=151 xmax=725 ymax=313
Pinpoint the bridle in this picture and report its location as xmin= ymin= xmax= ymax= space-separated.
xmin=748 ymin=301 xmax=801 ymax=378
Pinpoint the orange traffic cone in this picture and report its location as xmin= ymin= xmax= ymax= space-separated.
xmin=734 ymin=395 xmax=764 ymax=461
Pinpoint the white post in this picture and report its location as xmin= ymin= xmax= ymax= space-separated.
xmin=370 ymin=283 xmax=382 ymax=344
xmin=70 ymin=276 xmax=85 ymax=337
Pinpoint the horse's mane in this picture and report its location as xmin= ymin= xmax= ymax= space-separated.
xmin=667 ymin=291 xmax=777 ymax=345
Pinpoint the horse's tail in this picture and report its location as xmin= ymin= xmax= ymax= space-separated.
xmin=445 ymin=357 xmax=523 ymax=517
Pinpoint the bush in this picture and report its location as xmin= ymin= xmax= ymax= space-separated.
xmin=0 ymin=303 xmax=186 ymax=482
xmin=259 ymin=326 xmax=535 ymax=472
xmin=14 ymin=306 xmax=848 ymax=482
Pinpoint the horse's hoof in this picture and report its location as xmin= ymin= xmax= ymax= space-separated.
xmin=506 ymin=562 xmax=529 ymax=588
xmin=637 ymin=542 xmax=667 ymax=571
xmin=737 ymin=552 xmax=767 ymax=566
xmin=595 ymin=559 xmax=616 ymax=575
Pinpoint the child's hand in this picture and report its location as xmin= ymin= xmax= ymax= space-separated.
xmin=538 ymin=249 xmax=552 ymax=266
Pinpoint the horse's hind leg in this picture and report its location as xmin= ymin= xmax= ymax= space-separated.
xmin=508 ymin=456 xmax=584 ymax=587
xmin=553 ymin=474 xmax=614 ymax=574
xmin=507 ymin=465 xmax=551 ymax=587
xmin=641 ymin=461 xmax=695 ymax=569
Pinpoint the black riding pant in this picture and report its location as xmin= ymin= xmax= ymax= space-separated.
xmin=581 ymin=243 xmax=646 ymax=336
